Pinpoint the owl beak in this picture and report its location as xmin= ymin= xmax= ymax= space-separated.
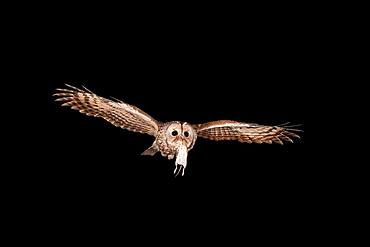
xmin=174 ymin=136 xmax=184 ymax=142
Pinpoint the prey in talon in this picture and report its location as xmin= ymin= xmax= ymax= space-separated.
xmin=54 ymin=84 xmax=303 ymax=176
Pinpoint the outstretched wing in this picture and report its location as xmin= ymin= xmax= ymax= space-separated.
xmin=193 ymin=120 xmax=302 ymax=144
xmin=53 ymin=84 xmax=160 ymax=136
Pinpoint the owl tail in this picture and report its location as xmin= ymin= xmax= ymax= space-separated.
xmin=174 ymin=144 xmax=188 ymax=177
xmin=141 ymin=144 xmax=159 ymax=156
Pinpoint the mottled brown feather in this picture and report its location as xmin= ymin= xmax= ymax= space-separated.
xmin=53 ymin=84 xmax=160 ymax=136
xmin=193 ymin=120 xmax=301 ymax=144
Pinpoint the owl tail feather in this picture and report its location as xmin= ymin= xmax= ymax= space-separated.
xmin=141 ymin=145 xmax=159 ymax=156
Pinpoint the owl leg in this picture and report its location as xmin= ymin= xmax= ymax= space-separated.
xmin=141 ymin=144 xmax=159 ymax=156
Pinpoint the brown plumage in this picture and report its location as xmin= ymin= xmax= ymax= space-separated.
xmin=54 ymin=84 xmax=302 ymax=176
xmin=194 ymin=120 xmax=300 ymax=145
xmin=54 ymin=84 xmax=159 ymax=136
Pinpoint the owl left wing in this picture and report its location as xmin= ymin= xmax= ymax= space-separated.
xmin=193 ymin=120 xmax=302 ymax=144
xmin=53 ymin=84 xmax=160 ymax=136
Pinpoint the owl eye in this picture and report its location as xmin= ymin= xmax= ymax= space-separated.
xmin=184 ymin=131 xmax=189 ymax=137
xmin=171 ymin=130 xmax=178 ymax=136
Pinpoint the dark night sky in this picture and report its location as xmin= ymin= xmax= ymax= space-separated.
xmin=38 ymin=61 xmax=308 ymax=202
xmin=14 ymin=13 xmax=319 ymax=240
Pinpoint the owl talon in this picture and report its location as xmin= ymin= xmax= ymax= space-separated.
xmin=174 ymin=165 xmax=183 ymax=177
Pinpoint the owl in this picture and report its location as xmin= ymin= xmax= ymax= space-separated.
xmin=54 ymin=84 xmax=302 ymax=176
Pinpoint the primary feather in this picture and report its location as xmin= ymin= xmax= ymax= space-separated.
xmin=53 ymin=84 xmax=160 ymax=136
xmin=193 ymin=120 xmax=301 ymax=144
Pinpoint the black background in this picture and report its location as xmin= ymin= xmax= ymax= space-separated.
xmin=12 ymin=7 xmax=318 ymax=242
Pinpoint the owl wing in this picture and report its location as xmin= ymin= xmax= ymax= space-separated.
xmin=193 ymin=120 xmax=302 ymax=144
xmin=53 ymin=84 xmax=160 ymax=136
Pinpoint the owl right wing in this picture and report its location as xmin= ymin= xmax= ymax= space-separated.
xmin=193 ymin=120 xmax=302 ymax=144
xmin=53 ymin=84 xmax=160 ymax=136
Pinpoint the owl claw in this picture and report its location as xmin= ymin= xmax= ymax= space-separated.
xmin=174 ymin=165 xmax=184 ymax=177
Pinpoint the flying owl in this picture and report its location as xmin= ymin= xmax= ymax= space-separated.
xmin=54 ymin=84 xmax=302 ymax=176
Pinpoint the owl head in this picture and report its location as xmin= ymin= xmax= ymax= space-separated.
xmin=165 ymin=121 xmax=196 ymax=150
